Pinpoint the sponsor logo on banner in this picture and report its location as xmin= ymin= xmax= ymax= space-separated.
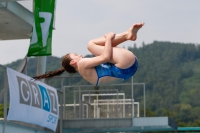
xmin=7 ymin=68 xmax=59 ymax=131
xmin=17 ymin=76 xmax=58 ymax=123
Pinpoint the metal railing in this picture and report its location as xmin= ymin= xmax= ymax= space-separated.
xmin=46 ymin=75 xmax=146 ymax=119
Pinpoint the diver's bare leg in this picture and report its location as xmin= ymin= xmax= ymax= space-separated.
xmin=87 ymin=23 xmax=144 ymax=56
xmin=88 ymin=22 xmax=144 ymax=47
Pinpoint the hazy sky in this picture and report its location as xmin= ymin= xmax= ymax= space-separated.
xmin=0 ymin=0 xmax=200 ymax=65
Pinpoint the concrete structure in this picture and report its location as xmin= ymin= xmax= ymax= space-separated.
xmin=0 ymin=117 xmax=177 ymax=133
xmin=0 ymin=0 xmax=33 ymax=40
xmin=62 ymin=117 xmax=177 ymax=133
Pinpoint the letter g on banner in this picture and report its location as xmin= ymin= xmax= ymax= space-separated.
xmin=17 ymin=76 xmax=31 ymax=105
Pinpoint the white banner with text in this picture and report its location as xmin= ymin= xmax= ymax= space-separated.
xmin=7 ymin=68 xmax=59 ymax=132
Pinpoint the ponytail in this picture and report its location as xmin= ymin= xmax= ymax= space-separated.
xmin=33 ymin=68 xmax=65 ymax=80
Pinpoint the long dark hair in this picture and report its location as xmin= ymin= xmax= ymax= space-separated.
xmin=33 ymin=54 xmax=77 ymax=80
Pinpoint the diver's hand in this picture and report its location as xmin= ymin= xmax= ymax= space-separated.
xmin=104 ymin=32 xmax=115 ymax=40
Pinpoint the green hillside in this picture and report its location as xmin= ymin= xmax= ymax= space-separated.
xmin=0 ymin=41 xmax=200 ymax=126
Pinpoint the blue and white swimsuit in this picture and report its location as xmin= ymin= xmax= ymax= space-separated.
xmin=95 ymin=58 xmax=138 ymax=86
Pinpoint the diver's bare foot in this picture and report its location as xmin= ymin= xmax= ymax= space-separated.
xmin=127 ymin=22 xmax=144 ymax=41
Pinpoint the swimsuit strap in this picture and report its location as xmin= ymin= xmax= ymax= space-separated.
xmin=95 ymin=78 xmax=99 ymax=86
xmin=95 ymin=66 xmax=100 ymax=86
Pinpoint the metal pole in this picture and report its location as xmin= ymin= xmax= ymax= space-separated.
xmin=81 ymin=95 xmax=83 ymax=118
xmin=107 ymin=103 xmax=109 ymax=118
xmin=137 ymin=103 xmax=140 ymax=117
xmin=79 ymin=87 xmax=81 ymax=118
xmin=116 ymin=90 xmax=119 ymax=118
xmin=37 ymin=56 xmax=46 ymax=83
xmin=131 ymin=76 xmax=134 ymax=126
xmin=82 ymin=101 xmax=84 ymax=118
xmin=3 ymin=67 xmax=8 ymax=133
xmin=59 ymin=91 xmax=63 ymax=133
xmin=61 ymin=79 xmax=66 ymax=119
xmin=123 ymin=95 xmax=125 ymax=117
xmin=3 ymin=70 xmax=8 ymax=120
xmin=94 ymin=99 xmax=96 ymax=118
xmin=86 ymin=104 xmax=88 ymax=118
xmin=74 ymin=91 xmax=76 ymax=118
xmin=89 ymin=92 xmax=91 ymax=118
xmin=108 ymin=103 xmax=110 ymax=118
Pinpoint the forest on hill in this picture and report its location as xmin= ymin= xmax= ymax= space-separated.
xmin=1 ymin=41 xmax=200 ymax=126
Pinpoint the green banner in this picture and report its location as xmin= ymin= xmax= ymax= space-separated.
xmin=27 ymin=0 xmax=56 ymax=57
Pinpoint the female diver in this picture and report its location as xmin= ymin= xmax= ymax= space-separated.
xmin=33 ymin=22 xmax=144 ymax=86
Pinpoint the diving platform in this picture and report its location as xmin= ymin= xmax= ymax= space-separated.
xmin=61 ymin=117 xmax=177 ymax=133
xmin=0 ymin=117 xmax=177 ymax=133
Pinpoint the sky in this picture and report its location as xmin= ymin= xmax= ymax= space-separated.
xmin=0 ymin=0 xmax=200 ymax=65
